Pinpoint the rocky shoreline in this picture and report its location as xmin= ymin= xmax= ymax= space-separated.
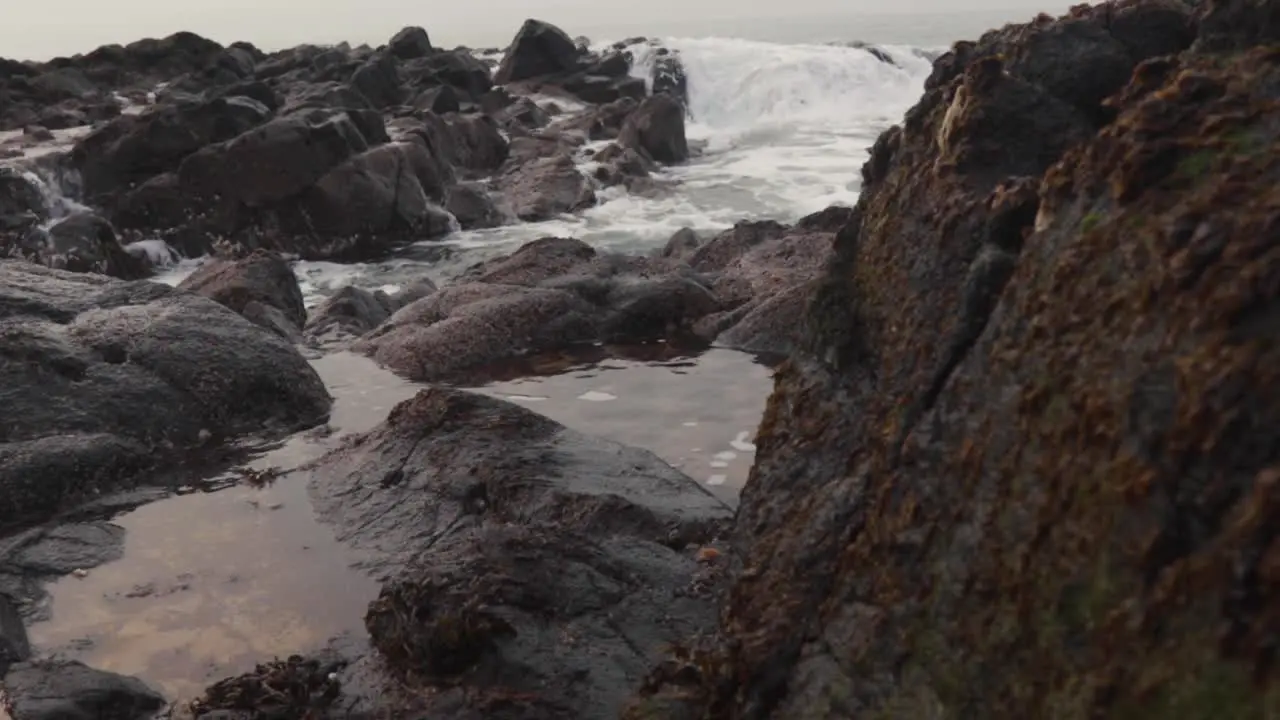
xmin=3 ymin=1 xmax=1279 ymax=718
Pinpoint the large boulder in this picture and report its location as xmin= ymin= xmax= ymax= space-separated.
xmin=175 ymin=107 xmax=374 ymax=212
xmin=0 ymin=262 xmax=331 ymax=528
xmin=6 ymin=211 xmax=150 ymax=279
xmin=631 ymin=4 xmax=1280 ymax=719
xmin=273 ymin=140 xmax=455 ymax=259
xmin=420 ymin=49 xmax=494 ymax=97
xmin=495 ymin=19 xmax=581 ymax=84
xmin=176 ymin=251 xmax=307 ymax=339
xmin=69 ymin=95 xmax=271 ymax=201
xmin=350 ymin=52 xmax=404 ymax=109
xmin=495 ymin=153 xmax=595 ymax=221
xmin=356 ymin=283 xmax=599 ymax=382
xmin=387 ymin=26 xmax=434 ymax=60
xmin=307 ymin=387 xmax=732 ymax=717
xmin=619 ymin=93 xmax=689 ymax=164
xmin=2 ymin=660 xmax=166 ymax=720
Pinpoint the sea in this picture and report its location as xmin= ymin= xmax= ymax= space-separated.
xmin=3 ymin=7 xmax=1069 ymax=707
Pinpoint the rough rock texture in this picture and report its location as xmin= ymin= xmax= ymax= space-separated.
xmin=495 ymin=19 xmax=581 ymax=84
xmin=2 ymin=660 xmax=166 ymax=720
xmin=3 ymin=210 xmax=149 ymax=280
xmin=0 ymin=262 xmax=331 ymax=528
xmin=306 ymin=387 xmax=733 ymax=718
xmin=630 ymin=3 xmax=1280 ymax=719
xmin=496 ymin=153 xmax=596 ymax=221
xmin=356 ymin=223 xmax=836 ymax=381
xmin=177 ymin=251 xmax=308 ymax=339
xmin=619 ymin=94 xmax=689 ymax=164
xmin=0 ymin=591 xmax=30 ymax=674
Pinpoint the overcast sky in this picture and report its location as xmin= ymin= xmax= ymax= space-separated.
xmin=8 ymin=0 xmax=1077 ymax=61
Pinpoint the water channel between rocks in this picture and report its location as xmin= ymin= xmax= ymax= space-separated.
xmin=19 ymin=346 xmax=774 ymax=701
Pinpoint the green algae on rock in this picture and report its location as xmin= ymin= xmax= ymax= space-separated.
xmin=630 ymin=1 xmax=1280 ymax=718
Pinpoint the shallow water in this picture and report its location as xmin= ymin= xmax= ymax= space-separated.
xmin=20 ymin=346 xmax=773 ymax=700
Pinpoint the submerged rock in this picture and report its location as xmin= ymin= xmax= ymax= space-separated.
xmin=307 ymin=387 xmax=731 ymax=717
xmin=0 ymin=262 xmax=331 ymax=527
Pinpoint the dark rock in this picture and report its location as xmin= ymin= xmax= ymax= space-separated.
xmin=687 ymin=220 xmax=790 ymax=273
xmin=650 ymin=51 xmax=688 ymax=108
xmin=460 ymin=236 xmax=597 ymax=285
xmin=494 ymin=97 xmax=554 ymax=132
xmin=303 ymin=285 xmax=397 ymax=346
xmin=176 ymin=107 xmax=371 ymax=212
xmin=356 ymin=284 xmax=598 ymax=382
xmin=445 ymin=182 xmax=505 ymax=230
xmin=0 ymin=522 xmax=125 ymax=577
xmin=418 ymin=112 xmax=508 ymax=173
xmin=2 ymin=660 xmax=165 ymax=720
xmin=795 ymin=204 xmax=856 ymax=232
xmin=661 ymin=227 xmax=701 ymax=259
xmin=388 ymin=26 xmax=434 ymax=60
xmin=27 ymin=68 xmax=99 ymax=102
xmin=207 ymin=79 xmax=281 ymax=111
xmin=9 ymin=212 xmax=150 ymax=279
xmin=350 ymin=52 xmax=403 ymax=109
xmin=555 ymin=97 xmax=637 ymax=141
xmin=22 ymin=125 xmax=54 ymax=142
xmin=496 ymin=153 xmax=595 ymax=221
xmin=176 ymin=251 xmax=307 ymax=338
xmin=70 ymin=95 xmax=271 ymax=201
xmin=478 ymin=86 xmax=516 ymax=114
xmin=563 ymin=74 xmax=647 ymax=105
xmin=0 ymin=592 xmax=29 ymax=674
xmin=599 ymin=275 xmax=721 ymax=342
xmin=280 ymin=81 xmax=372 ymax=113
xmin=495 ymin=19 xmax=581 ymax=84
xmin=619 ymin=94 xmax=688 ymax=164
xmin=411 ymin=84 xmax=459 ymax=114
xmin=422 ymin=50 xmax=494 ymax=97
xmin=0 ymin=262 xmax=331 ymax=526
xmin=307 ymin=387 xmax=731 ymax=717
xmin=654 ymin=6 xmax=1275 ymax=719
xmin=0 ymin=168 xmax=45 ymax=227
xmin=272 ymin=140 xmax=454 ymax=259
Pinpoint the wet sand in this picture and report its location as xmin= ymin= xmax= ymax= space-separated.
xmin=19 ymin=347 xmax=775 ymax=701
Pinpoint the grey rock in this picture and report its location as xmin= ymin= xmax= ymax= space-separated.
xmin=495 ymin=19 xmax=581 ymax=84
xmin=496 ymin=153 xmax=595 ymax=222
xmin=177 ymin=251 xmax=307 ymax=336
xmin=0 ymin=261 xmax=331 ymax=526
xmin=445 ymin=182 xmax=505 ymax=230
xmin=388 ymin=26 xmax=434 ymax=60
xmin=3 ymin=660 xmax=166 ymax=720
xmin=619 ymin=93 xmax=688 ymax=164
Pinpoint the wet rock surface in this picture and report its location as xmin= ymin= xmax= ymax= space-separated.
xmin=355 ymin=223 xmax=835 ymax=381
xmin=177 ymin=250 xmax=309 ymax=340
xmin=0 ymin=261 xmax=331 ymax=529
xmin=299 ymin=387 xmax=732 ymax=717
xmin=626 ymin=3 xmax=1280 ymax=719
xmin=2 ymin=659 xmax=167 ymax=720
